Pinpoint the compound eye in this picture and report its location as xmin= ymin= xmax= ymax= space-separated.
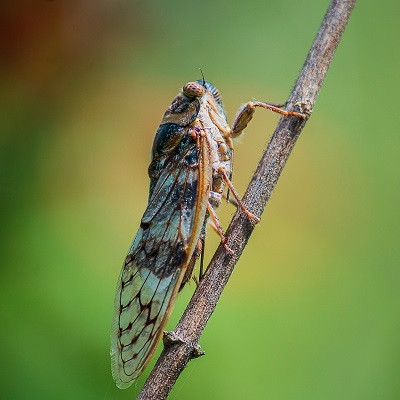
xmin=182 ymin=82 xmax=205 ymax=98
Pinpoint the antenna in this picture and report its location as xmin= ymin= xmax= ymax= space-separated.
xmin=199 ymin=68 xmax=206 ymax=86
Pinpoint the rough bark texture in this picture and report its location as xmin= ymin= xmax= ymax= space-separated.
xmin=137 ymin=0 xmax=357 ymax=398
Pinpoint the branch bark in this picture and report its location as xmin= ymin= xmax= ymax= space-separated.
xmin=138 ymin=0 xmax=356 ymax=398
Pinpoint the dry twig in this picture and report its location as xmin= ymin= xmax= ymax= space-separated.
xmin=138 ymin=0 xmax=357 ymax=398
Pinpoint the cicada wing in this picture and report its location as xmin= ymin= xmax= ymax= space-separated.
xmin=111 ymin=134 xmax=211 ymax=388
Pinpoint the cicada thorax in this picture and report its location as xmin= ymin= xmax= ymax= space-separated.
xmin=151 ymin=81 xmax=234 ymax=251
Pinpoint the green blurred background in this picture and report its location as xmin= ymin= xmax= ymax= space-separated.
xmin=1 ymin=1 xmax=399 ymax=399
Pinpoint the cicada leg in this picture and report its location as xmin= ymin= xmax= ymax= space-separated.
xmin=222 ymin=191 xmax=238 ymax=208
xmin=218 ymin=166 xmax=260 ymax=223
xmin=192 ymin=239 xmax=205 ymax=286
xmin=231 ymin=101 xmax=306 ymax=138
xmin=180 ymin=237 xmax=203 ymax=291
xmin=207 ymin=202 xmax=234 ymax=255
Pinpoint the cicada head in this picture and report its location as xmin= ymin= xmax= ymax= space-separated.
xmin=182 ymin=81 xmax=205 ymax=98
xmin=180 ymin=80 xmax=223 ymax=106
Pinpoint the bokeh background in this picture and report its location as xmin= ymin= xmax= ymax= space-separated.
xmin=1 ymin=0 xmax=399 ymax=399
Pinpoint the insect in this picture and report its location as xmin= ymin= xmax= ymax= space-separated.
xmin=110 ymin=79 xmax=305 ymax=388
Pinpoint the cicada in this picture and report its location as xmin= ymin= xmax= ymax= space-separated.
xmin=110 ymin=80 xmax=304 ymax=388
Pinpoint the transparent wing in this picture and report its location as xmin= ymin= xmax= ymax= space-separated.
xmin=111 ymin=134 xmax=210 ymax=388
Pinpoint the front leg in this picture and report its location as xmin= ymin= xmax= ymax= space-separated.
xmin=231 ymin=101 xmax=306 ymax=138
